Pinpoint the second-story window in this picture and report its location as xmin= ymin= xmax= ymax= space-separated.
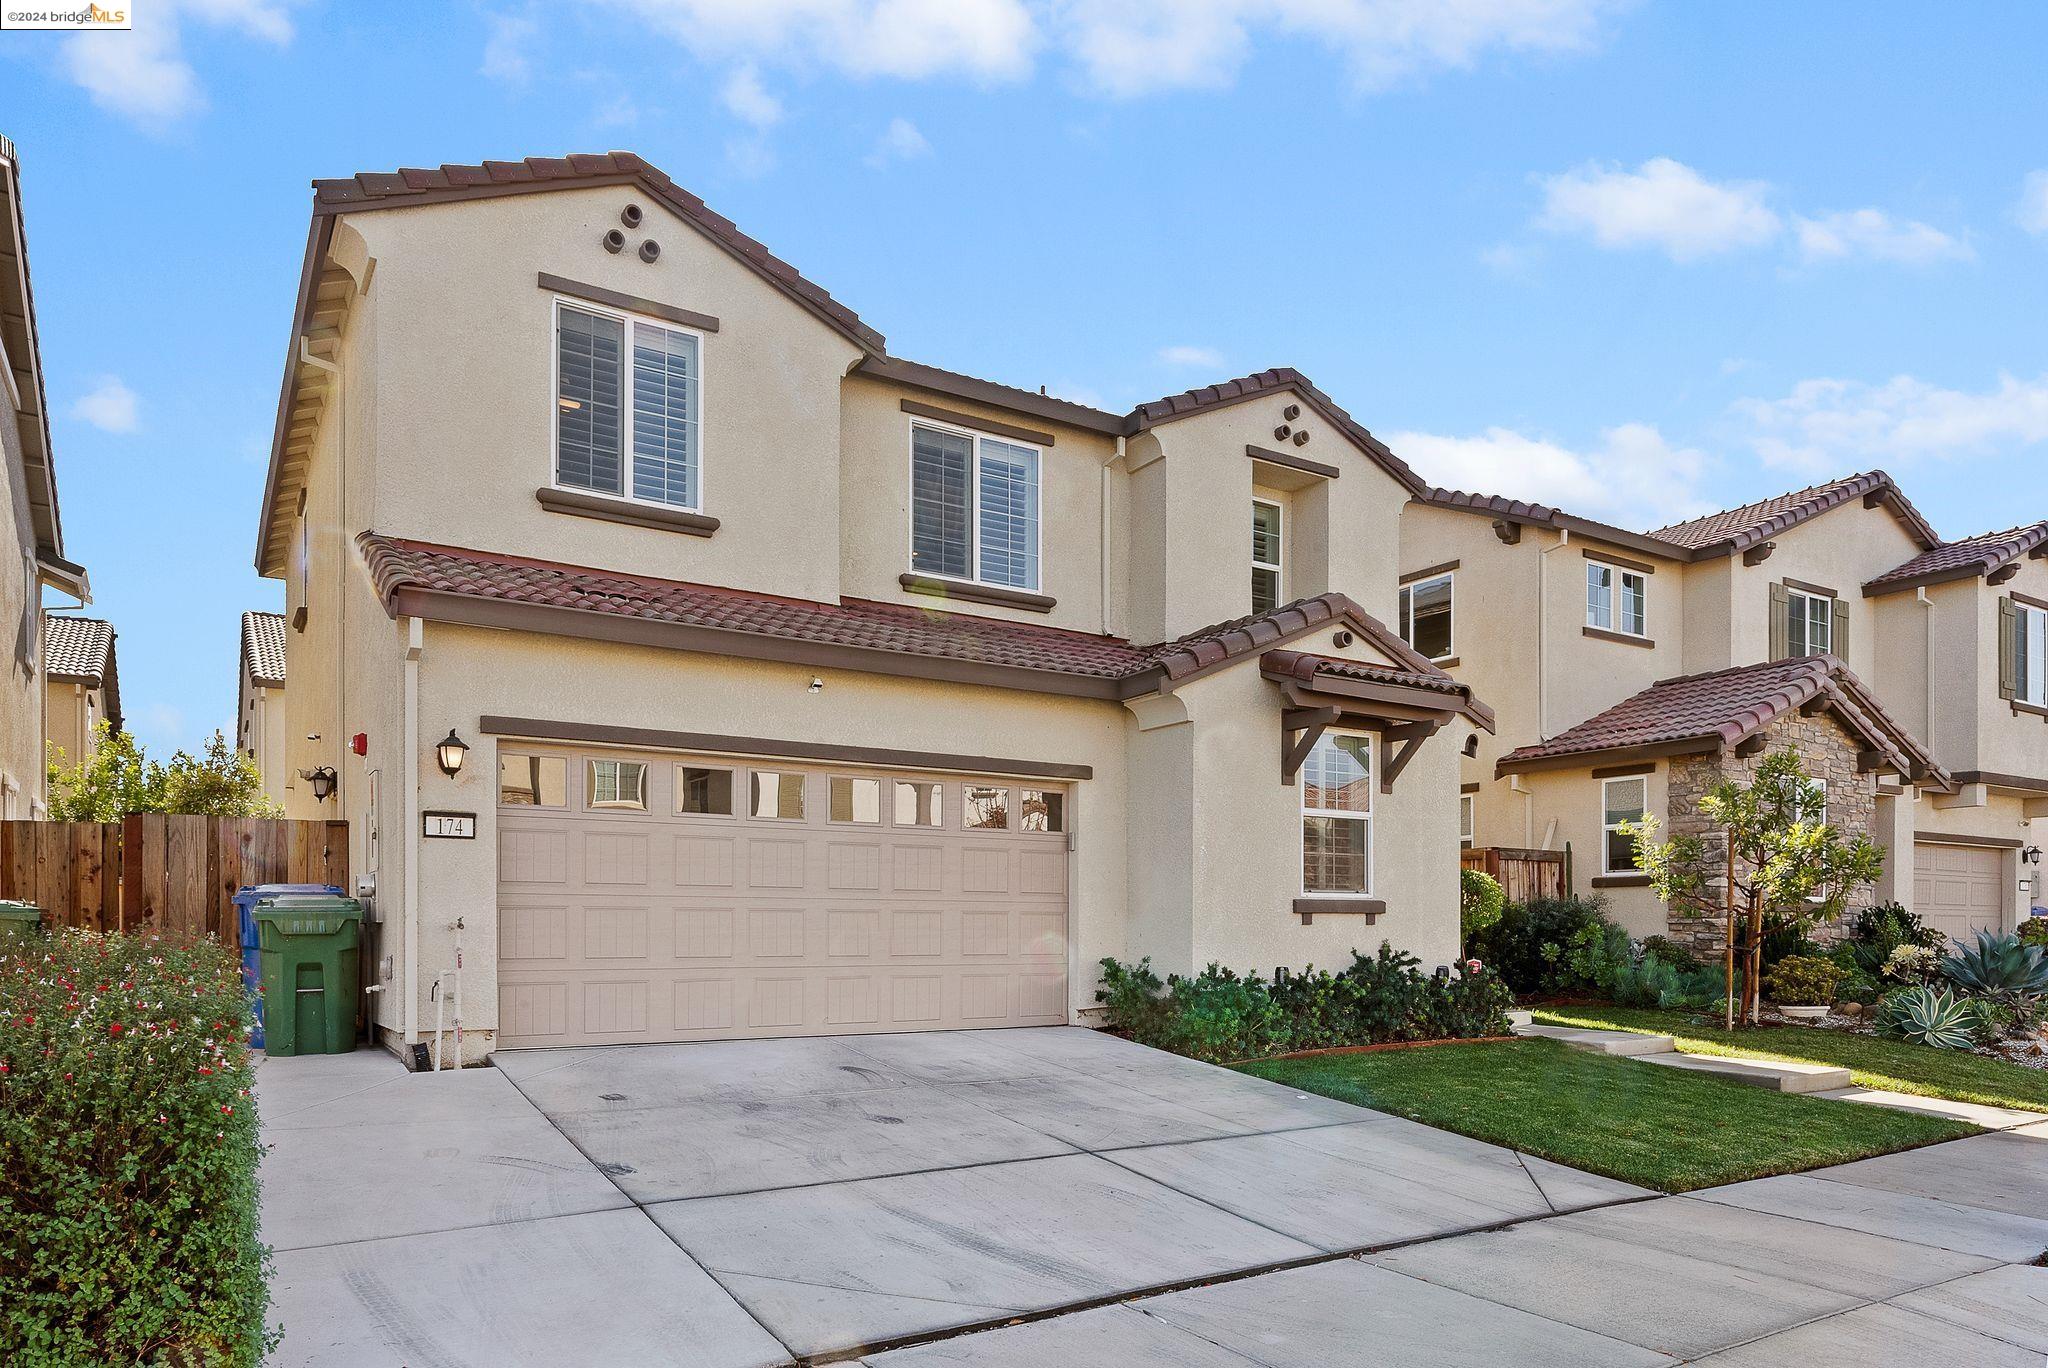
xmin=1587 ymin=560 xmax=1647 ymax=637
xmin=2011 ymin=599 xmax=2048 ymax=706
xmin=910 ymin=421 xmax=1040 ymax=592
xmin=1786 ymin=587 xmax=1833 ymax=657
xmin=1398 ymin=572 xmax=1454 ymax=661
xmin=1251 ymin=499 xmax=1282 ymax=614
xmin=554 ymin=300 xmax=702 ymax=511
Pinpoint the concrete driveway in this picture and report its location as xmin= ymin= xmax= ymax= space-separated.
xmin=256 ymin=1028 xmax=2048 ymax=1366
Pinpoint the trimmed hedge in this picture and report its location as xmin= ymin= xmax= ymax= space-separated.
xmin=0 ymin=931 xmax=273 ymax=1366
xmin=1096 ymin=944 xmax=1513 ymax=1064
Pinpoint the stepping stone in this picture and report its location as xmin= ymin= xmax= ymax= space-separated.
xmin=1514 ymin=1024 xmax=1677 ymax=1057
xmin=1811 ymin=1087 xmax=2047 ymax=1130
xmin=1639 ymin=1051 xmax=1850 ymax=1094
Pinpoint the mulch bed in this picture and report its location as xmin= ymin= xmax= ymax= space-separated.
xmin=1232 ymin=1035 xmax=1519 ymax=1066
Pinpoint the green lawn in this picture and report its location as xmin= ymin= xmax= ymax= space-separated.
xmin=1532 ymin=1005 xmax=2048 ymax=1113
xmin=1236 ymin=1038 xmax=1974 ymax=1193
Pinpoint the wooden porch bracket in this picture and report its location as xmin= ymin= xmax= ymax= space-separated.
xmin=1281 ymin=705 xmax=1342 ymax=785
xmin=1379 ymin=720 xmax=1441 ymax=793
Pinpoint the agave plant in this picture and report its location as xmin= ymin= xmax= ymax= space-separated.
xmin=1875 ymin=985 xmax=1980 ymax=1051
xmin=1940 ymin=930 xmax=2048 ymax=1001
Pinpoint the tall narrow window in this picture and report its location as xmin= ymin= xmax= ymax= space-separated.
xmin=1459 ymin=794 xmax=1475 ymax=850
xmin=909 ymin=422 xmax=1041 ymax=591
xmin=2016 ymin=602 xmax=2048 ymax=706
xmin=1601 ymin=776 xmax=1647 ymax=874
xmin=1251 ymin=499 xmax=1283 ymax=614
xmin=1399 ymin=573 xmax=1454 ymax=661
xmin=554 ymin=301 xmax=701 ymax=510
xmin=1785 ymin=587 xmax=1833 ymax=657
xmin=1301 ymin=733 xmax=1372 ymax=895
xmin=1587 ymin=560 xmax=1647 ymax=637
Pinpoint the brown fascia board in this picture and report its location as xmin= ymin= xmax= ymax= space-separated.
xmin=1414 ymin=492 xmax=1690 ymax=565
xmin=1129 ymin=378 xmax=1429 ymax=497
xmin=855 ymin=356 xmax=1125 ymax=437
xmin=1 ymin=147 xmax=63 ymax=562
xmin=255 ymin=215 xmax=333 ymax=576
xmin=1496 ymin=735 xmax=1721 ymax=778
xmin=388 ymin=585 xmax=1130 ymax=702
xmin=1949 ymin=770 xmax=2048 ymax=795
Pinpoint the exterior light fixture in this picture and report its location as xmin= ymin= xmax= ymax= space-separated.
xmin=435 ymin=729 xmax=470 ymax=777
xmin=2026 ymin=845 xmax=2042 ymax=867
xmin=303 ymin=766 xmax=338 ymax=803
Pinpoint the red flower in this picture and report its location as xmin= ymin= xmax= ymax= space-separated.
xmin=109 ymin=1023 xmax=123 ymax=1035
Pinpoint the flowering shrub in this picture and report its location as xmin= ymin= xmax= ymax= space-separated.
xmin=0 ymin=931 xmax=273 ymax=1366
xmin=1095 ymin=944 xmax=1512 ymax=1063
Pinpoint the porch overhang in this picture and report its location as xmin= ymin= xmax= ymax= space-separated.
xmin=1261 ymin=649 xmax=1480 ymax=791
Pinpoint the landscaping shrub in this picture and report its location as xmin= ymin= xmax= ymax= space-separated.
xmin=1603 ymin=950 xmax=1731 ymax=1012
xmin=1875 ymin=984 xmax=1980 ymax=1051
xmin=1941 ymin=929 xmax=2048 ymax=1001
xmin=1459 ymin=868 xmax=1505 ymax=942
xmin=1464 ymin=895 xmax=1613 ymax=996
xmin=0 ymin=931 xmax=273 ymax=1366
xmin=1762 ymin=954 xmax=1843 ymax=1006
xmin=1842 ymin=902 xmax=1944 ymax=978
xmin=2019 ymin=918 xmax=2048 ymax=950
xmin=1094 ymin=946 xmax=1511 ymax=1063
xmin=1640 ymin=935 xmax=1703 ymax=972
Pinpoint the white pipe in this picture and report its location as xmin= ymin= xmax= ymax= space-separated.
xmin=1917 ymin=587 xmax=1934 ymax=747
xmin=1536 ymin=529 xmax=1572 ymax=739
xmin=450 ymin=916 xmax=464 ymax=1072
xmin=402 ymin=617 xmax=423 ymax=1047
xmin=429 ymin=974 xmax=444 ymax=1071
xmin=1101 ymin=435 xmax=1124 ymax=637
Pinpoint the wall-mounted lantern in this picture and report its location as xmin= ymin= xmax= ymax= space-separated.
xmin=435 ymin=729 xmax=471 ymax=778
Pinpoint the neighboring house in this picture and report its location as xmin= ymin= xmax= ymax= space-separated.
xmin=1 ymin=135 xmax=90 ymax=819
xmin=1402 ymin=471 xmax=2043 ymax=950
xmin=237 ymin=610 xmax=288 ymax=807
xmin=253 ymin=152 xmax=1487 ymax=1060
xmin=42 ymin=614 xmax=119 ymax=766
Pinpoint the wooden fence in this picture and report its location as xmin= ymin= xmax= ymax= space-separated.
xmin=1461 ymin=845 xmax=1571 ymax=904
xmin=0 ymin=816 xmax=349 ymax=940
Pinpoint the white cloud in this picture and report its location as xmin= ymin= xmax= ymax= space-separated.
xmin=1792 ymin=209 xmax=1970 ymax=265
xmin=865 ymin=117 xmax=933 ymax=167
xmin=1390 ymin=421 xmax=1711 ymax=527
xmin=72 ymin=377 xmax=140 ymax=434
xmin=2017 ymin=170 xmax=2048 ymax=236
xmin=1537 ymin=158 xmax=1780 ymax=262
xmin=1735 ymin=372 xmax=2048 ymax=476
xmin=604 ymin=0 xmax=1038 ymax=82
xmin=1058 ymin=0 xmax=1620 ymax=99
xmin=1478 ymin=241 xmax=1537 ymax=276
xmin=481 ymin=11 xmax=538 ymax=85
xmin=61 ymin=0 xmax=294 ymax=126
xmin=721 ymin=63 xmax=783 ymax=128
xmin=1157 ymin=344 xmax=1224 ymax=369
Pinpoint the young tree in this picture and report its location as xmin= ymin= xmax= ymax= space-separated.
xmin=47 ymin=722 xmax=282 ymax=820
xmin=1625 ymin=748 xmax=1885 ymax=1029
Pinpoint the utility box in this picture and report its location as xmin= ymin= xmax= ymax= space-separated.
xmin=233 ymin=884 xmax=340 ymax=1049
xmin=0 ymin=900 xmax=42 ymax=948
xmin=252 ymin=894 xmax=363 ymax=1056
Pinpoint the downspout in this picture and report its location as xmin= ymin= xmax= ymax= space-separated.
xmin=1536 ymin=529 xmax=1572 ymax=739
xmin=402 ymin=616 xmax=423 ymax=1046
xmin=1101 ymin=436 xmax=1124 ymax=637
xmin=1916 ymin=587 xmax=1934 ymax=747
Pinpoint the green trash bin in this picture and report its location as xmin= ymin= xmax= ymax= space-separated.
xmin=252 ymin=894 xmax=362 ymax=1056
xmin=0 ymin=900 xmax=41 ymax=949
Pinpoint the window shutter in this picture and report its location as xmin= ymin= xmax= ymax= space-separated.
xmin=1768 ymin=582 xmax=1789 ymax=659
xmin=1831 ymin=597 xmax=1849 ymax=663
xmin=2000 ymin=596 xmax=2018 ymax=700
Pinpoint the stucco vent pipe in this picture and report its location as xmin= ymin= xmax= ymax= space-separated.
xmin=621 ymin=204 xmax=643 ymax=228
xmin=639 ymin=239 xmax=661 ymax=263
xmin=603 ymin=229 xmax=626 ymax=254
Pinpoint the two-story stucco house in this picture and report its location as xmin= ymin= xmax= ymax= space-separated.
xmin=42 ymin=614 xmax=120 ymax=767
xmin=236 ymin=609 xmax=289 ymax=808
xmin=254 ymin=152 xmax=1488 ymax=1062
xmin=1 ymin=135 xmax=91 ymax=818
xmin=1402 ymin=471 xmax=2045 ymax=951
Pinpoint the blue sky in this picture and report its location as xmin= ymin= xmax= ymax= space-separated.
xmin=5 ymin=1 xmax=2047 ymax=758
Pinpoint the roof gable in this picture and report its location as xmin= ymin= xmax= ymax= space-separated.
xmin=42 ymin=613 xmax=112 ymax=681
xmin=1648 ymin=470 xmax=1938 ymax=555
xmin=1864 ymin=521 xmax=2048 ymax=596
xmin=1127 ymin=368 xmax=1428 ymax=496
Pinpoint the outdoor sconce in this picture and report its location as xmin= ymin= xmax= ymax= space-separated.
xmin=435 ymin=729 xmax=470 ymax=778
xmin=303 ymin=767 xmax=338 ymax=803
xmin=2026 ymin=846 xmax=2042 ymax=867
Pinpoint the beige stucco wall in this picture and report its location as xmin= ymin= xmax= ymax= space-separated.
xmin=338 ymin=187 xmax=864 ymax=600
xmin=0 ymin=374 xmax=44 ymax=814
xmin=1496 ymin=764 xmax=1671 ymax=938
xmin=237 ymin=670 xmax=289 ymax=809
xmin=836 ymin=372 xmax=1125 ymax=636
xmin=42 ymin=678 xmax=99 ymax=768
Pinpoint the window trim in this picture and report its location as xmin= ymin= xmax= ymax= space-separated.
xmin=905 ymin=414 xmax=1044 ymax=594
xmin=1600 ymin=774 xmax=1648 ymax=875
xmin=1586 ymin=559 xmax=1648 ymax=638
xmin=1459 ymin=793 xmax=1475 ymax=850
xmin=1300 ymin=730 xmax=1374 ymax=898
xmin=550 ymin=295 xmax=709 ymax=516
xmin=1785 ymin=585 xmax=1835 ymax=658
xmin=1251 ymin=496 xmax=1283 ymax=614
xmin=2017 ymin=600 xmax=2048 ymax=707
xmin=1398 ymin=570 xmax=1456 ymax=662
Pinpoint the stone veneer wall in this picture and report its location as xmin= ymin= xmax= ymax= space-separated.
xmin=1665 ymin=708 xmax=1880 ymax=955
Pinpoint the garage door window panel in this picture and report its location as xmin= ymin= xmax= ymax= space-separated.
xmin=1020 ymin=789 xmax=1064 ymax=833
xmin=830 ymin=776 xmax=882 ymax=824
xmin=965 ymin=785 xmax=1010 ymax=830
xmin=895 ymin=780 xmax=942 ymax=827
xmin=750 ymin=770 xmax=806 ymax=820
xmin=675 ymin=765 xmax=734 ymax=816
xmin=587 ymin=759 xmax=647 ymax=811
xmin=500 ymin=753 xmax=566 ymax=807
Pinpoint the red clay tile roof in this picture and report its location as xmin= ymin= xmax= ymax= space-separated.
xmin=1128 ymin=368 xmax=1428 ymax=495
xmin=358 ymin=534 xmax=1480 ymax=712
xmin=1864 ymin=522 xmax=2048 ymax=595
xmin=1496 ymin=655 xmax=1948 ymax=788
xmin=1261 ymin=648 xmax=1495 ymax=730
xmin=241 ymin=610 xmax=287 ymax=688
xmin=43 ymin=614 xmax=112 ymax=681
xmin=1648 ymin=470 xmax=1937 ymax=553
xmin=310 ymin=152 xmax=885 ymax=355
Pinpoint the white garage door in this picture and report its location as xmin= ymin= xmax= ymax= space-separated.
xmin=493 ymin=745 xmax=1071 ymax=1047
xmin=1913 ymin=841 xmax=2007 ymax=944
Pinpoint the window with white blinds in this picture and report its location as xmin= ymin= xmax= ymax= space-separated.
xmin=554 ymin=300 xmax=702 ymax=511
xmin=909 ymin=420 xmax=1041 ymax=591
